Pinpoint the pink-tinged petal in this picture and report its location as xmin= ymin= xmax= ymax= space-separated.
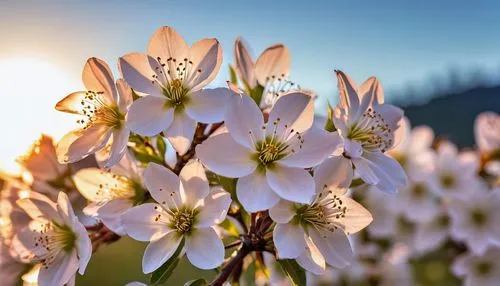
xmin=186 ymin=227 xmax=224 ymax=269
xmin=186 ymin=88 xmax=231 ymax=123
xmin=362 ymin=152 xmax=408 ymax=193
xmin=187 ymin=38 xmax=222 ymax=91
xmin=84 ymin=199 xmax=132 ymax=235
xmin=391 ymin=117 xmax=411 ymax=153
xmin=338 ymin=197 xmax=373 ymax=234
xmin=267 ymin=164 xmax=315 ymax=204
xmin=196 ymin=133 xmax=256 ymax=178
xmin=147 ymin=26 xmax=189 ymax=65
xmin=18 ymin=134 xmax=65 ymax=181
xmin=38 ymin=250 xmax=79 ymax=286
xmin=236 ymin=171 xmax=280 ymax=212
xmin=164 ymin=111 xmax=196 ymax=155
xmin=314 ymin=156 xmax=353 ymax=191
xmin=126 ymin=95 xmax=174 ymax=136
xmin=121 ymin=203 xmax=171 ymax=241
xmin=179 ymin=159 xmax=210 ymax=206
xmin=359 ymin=76 xmax=384 ymax=105
xmin=116 ymin=79 xmax=133 ymax=112
xmin=344 ymin=139 xmax=363 ymax=159
xmin=254 ymin=44 xmax=290 ymax=86
xmin=410 ymin=125 xmax=434 ymax=152
xmin=309 ymin=229 xmax=353 ymax=268
xmin=73 ymin=218 xmax=92 ymax=274
xmin=474 ymin=111 xmax=500 ymax=152
xmin=335 ymin=70 xmax=360 ymax=116
xmin=16 ymin=192 xmax=61 ymax=223
xmin=102 ymin=128 xmax=130 ymax=168
xmin=280 ymin=128 xmax=340 ymax=168
xmin=234 ymin=37 xmax=256 ymax=88
xmin=143 ymin=163 xmax=182 ymax=208
xmin=225 ymin=92 xmax=265 ymax=149
xmin=373 ymin=104 xmax=404 ymax=132
xmin=12 ymin=222 xmax=48 ymax=262
xmin=296 ymin=237 xmax=326 ymax=275
xmin=142 ymin=231 xmax=182 ymax=274
xmin=352 ymin=157 xmax=379 ymax=185
xmin=73 ymin=168 xmax=126 ymax=201
xmin=269 ymin=200 xmax=295 ymax=223
xmin=82 ymin=57 xmax=116 ymax=102
xmin=57 ymin=192 xmax=77 ymax=226
xmin=118 ymin=53 xmax=163 ymax=96
xmin=55 ymin=91 xmax=88 ymax=115
xmin=267 ymin=91 xmax=314 ymax=139
xmin=196 ymin=190 xmax=232 ymax=228
xmin=273 ymin=223 xmax=306 ymax=259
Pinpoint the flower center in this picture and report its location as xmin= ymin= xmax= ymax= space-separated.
xmin=261 ymin=77 xmax=299 ymax=109
xmin=162 ymin=79 xmax=191 ymax=109
xmin=347 ymin=107 xmax=393 ymax=152
xmin=439 ymin=173 xmax=456 ymax=189
xmin=411 ymin=183 xmax=427 ymax=198
xmin=293 ymin=190 xmax=346 ymax=233
xmin=471 ymin=209 xmax=488 ymax=226
xmin=437 ymin=215 xmax=450 ymax=227
xmin=254 ymin=137 xmax=289 ymax=167
xmin=96 ymin=172 xmax=145 ymax=203
xmin=32 ymin=222 xmax=76 ymax=269
xmin=475 ymin=261 xmax=492 ymax=276
xmin=77 ymin=91 xmax=124 ymax=129
xmin=169 ymin=207 xmax=197 ymax=235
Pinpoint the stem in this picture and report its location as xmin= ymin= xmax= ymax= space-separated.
xmin=209 ymin=244 xmax=251 ymax=286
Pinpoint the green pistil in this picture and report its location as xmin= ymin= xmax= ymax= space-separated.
xmin=57 ymin=224 xmax=77 ymax=253
xmin=168 ymin=207 xmax=198 ymax=236
xmin=252 ymin=136 xmax=289 ymax=171
xmin=162 ymin=79 xmax=190 ymax=110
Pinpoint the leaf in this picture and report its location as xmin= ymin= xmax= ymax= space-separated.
xmin=184 ymin=278 xmax=207 ymax=286
xmin=324 ymin=102 xmax=337 ymax=132
xmin=277 ymin=259 xmax=306 ymax=286
xmin=150 ymin=239 xmax=185 ymax=285
xmin=249 ymin=84 xmax=264 ymax=106
xmin=156 ymin=136 xmax=167 ymax=161
xmin=229 ymin=65 xmax=239 ymax=85
xmin=133 ymin=149 xmax=164 ymax=166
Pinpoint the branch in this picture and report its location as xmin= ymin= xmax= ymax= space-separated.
xmin=209 ymin=244 xmax=251 ymax=286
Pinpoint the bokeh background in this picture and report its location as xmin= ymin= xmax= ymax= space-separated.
xmin=1 ymin=1 xmax=499 ymax=284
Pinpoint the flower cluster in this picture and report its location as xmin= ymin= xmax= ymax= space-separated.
xmin=15 ymin=25 xmax=500 ymax=286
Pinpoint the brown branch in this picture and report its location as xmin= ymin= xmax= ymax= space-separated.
xmin=210 ymin=244 xmax=251 ymax=286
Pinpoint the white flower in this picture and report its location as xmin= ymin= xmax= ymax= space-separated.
xmin=413 ymin=208 xmax=450 ymax=253
xmin=269 ymin=172 xmax=372 ymax=275
xmin=0 ymin=244 xmax=26 ymax=286
xmin=427 ymin=141 xmax=480 ymax=198
xmin=72 ymin=152 xmax=146 ymax=235
xmin=12 ymin=192 xmax=91 ymax=286
xmin=119 ymin=26 xmax=230 ymax=155
xmin=197 ymin=89 xmax=339 ymax=212
xmin=316 ymin=70 xmax=407 ymax=193
xmin=234 ymin=37 xmax=296 ymax=109
xmin=452 ymin=248 xmax=500 ymax=286
xmin=121 ymin=161 xmax=232 ymax=272
xmin=364 ymin=188 xmax=398 ymax=238
xmin=449 ymin=186 xmax=500 ymax=254
xmin=394 ymin=176 xmax=439 ymax=223
xmin=475 ymin=111 xmax=500 ymax=153
xmin=56 ymin=57 xmax=132 ymax=168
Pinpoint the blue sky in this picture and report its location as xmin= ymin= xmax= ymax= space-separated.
xmin=1 ymin=0 xmax=500 ymax=105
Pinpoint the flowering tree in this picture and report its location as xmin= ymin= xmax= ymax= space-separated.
xmin=0 ymin=25 xmax=498 ymax=286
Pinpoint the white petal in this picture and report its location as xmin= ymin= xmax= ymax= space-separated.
xmin=38 ymin=250 xmax=79 ymax=286
xmin=186 ymin=227 xmax=224 ymax=269
xmin=143 ymin=163 xmax=182 ymax=208
xmin=16 ymin=192 xmax=60 ymax=223
xmin=196 ymin=190 xmax=232 ymax=228
xmin=352 ymin=158 xmax=379 ymax=185
xmin=373 ymin=104 xmax=404 ymax=132
xmin=86 ymin=199 xmax=133 ymax=235
xmin=196 ymin=133 xmax=256 ymax=178
xmin=225 ymin=92 xmax=265 ymax=149
xmin=116 ymin=79 xmax=133 ymax=112
xmin=344 ymin=139 xmax=363 ymax=159
xmin=335 ymin=70 xmax=360 ymax=117
xmin=118 ymin=53 xmax=162 ymax=96
xmin=254 ymin=44 xmax=290 ymax=86
xmin=179 ymin=159 xmax=210 ymax=206
xmin=338 ymin=197 xmax=373 ymax=234
xmin=273 ymin=223 xmax=306 ymax=259
xmin=55 ymin=91 xmax=88 ymax=115
xmin=73 ymin=168 xmax=126 ymax=202
xmin=410 ymin=125 xmax=434 ymax=153
xmin=314 ymin=156 xmax=353 ymax=191
xmin=143 ymin=231 xmax=182 ymax=274
xmin=267 ymin=164 xmax=315 ymax=204
xmin=185 ymin=88 xmax=231 ymax=123
xmin=73 ymin=218 xmax=92 ymax=274
xmin=164 ymin=111 xmax=196 ymax=155
xmin=126 ymin=96 xmax=174 ymax=136
xmin=267 ymin=91 xmax=314 ymax=138
xmin=362 ymin=152 xmax=408 ymax=193
xmin=57 ymin=192 xmax=78 ymax=226
xmin=57 ymin=125 xmax=111 ymax=164
xmin=309 ymin=229 xmax=353 ymax=268
xmin=121 ymin=203 xmax=171 ymax=241
xmin=474 ymin=112 xmax=500 ymax=152
xmin=236 ymin=171 xmax=280 ymax=212
xmin=359 ymin=76 xmax=384 ymax=105
xmin=234 ymin=37 xmax=256 ymax=88
xmin=269 ymin=200 xmax=295 ymax=223
xmin=186 ymin=38 xmax=222 ymax=91
xmin=147 ymin=26 xmax=188 ymax=65
xmin=102 ymin=128 xmax=130 ymax=168
xmin=82 ymin=57 xmax=116 ymax=102
xmin=296 ymin=237 xmax=326 ymax=275
xmin=280 ymin=128 xmax=340 ymax=168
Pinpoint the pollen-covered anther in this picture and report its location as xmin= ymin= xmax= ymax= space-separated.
xmin=347 ymin=108 xmax=393 ymax=152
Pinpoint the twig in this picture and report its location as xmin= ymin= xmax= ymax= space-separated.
xmin=210 ymin=244 xmax=251 ymax=286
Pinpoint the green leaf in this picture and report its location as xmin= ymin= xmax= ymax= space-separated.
xmin=229 ymin=65 xmax=239 ymax=85
xmin=184 ymin=278 xmax=207 ymax=286
xmin=277 ymin=259 xmax=306 ymax=286
xmin=156 ymin=136 xmax=167 ymax=161
xmin=150 ymin=239 xmax=185 ymax=285
xmin=132 ymin=149 xmax=164 ymax=166
xmin=249 ymin=84 xmax=264 ymax=106
xmin=324 ymin=102 xmax=337 ymax=132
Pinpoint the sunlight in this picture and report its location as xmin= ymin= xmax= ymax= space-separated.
xmin=0 ymin=58 xmax=80 ymax=174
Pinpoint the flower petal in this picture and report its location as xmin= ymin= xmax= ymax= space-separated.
xmin=38 ymin=250 xmax=79 ymax=286
xmin=196 ymin=189 xmax=231 ymax=228
xmin=352 ymin=157 xmax=379 ymax=185
xmin=309 ymin=229 xmax=353 ymax=268
xmin=338 ymin=197 xmax=373 ymax=234
xmin=121 ymin=203 xmax=171 ymax=241
xmin=296 ymin=237 xmax=326 ymax=275
xmin=359 ymin=76 xmax=384 ymax=105
xmin=116 ymin=78 xmax=133 ymax=112
xmin=185 ymin=88 xmax=231 ymax=123
xmin=186 ymin=227 xmax=224 ymax=269
xmin=314 ymin=156 xmax=353 ymax=191
xmin=273 ymin=223 xmax=306 ymax=259
xmin=118 ymin=53 xmax=162 ymax=96
xmin=267 ymin=91 xmax=314 ymax=138
xmin=16 ymin=192 xmax=60 ymax=223
xmin=143 ymin=163 xmax=182 ymax=208
xmin=142 ymin=231 xmax=182 ymax=274
xmin=57 ymin=192 xmax=78 ymax=226
xmin=73 ymin=168 xmax=126 ymax=202
xmin=475 ymin=112 xmax=500 ymax=152
xmin=362 ymin=152 xmax=408 ymax=193
xmin=179 ymin=159 xmax=210 ymax=206
xmin=280 ymin=128 xmax=340 ymax=168
xmin=186 ymin=38 xmax=222 ymax=91
xmin=147 ymin=26 xmax=188 ymax=65
xmin=126 ymin=95 xmax=173 ymax=136
xmin=84 ymin=199 xmax=132 ymax=235
xmin=234 ymin=37 xmax=256 ymax=88
xmin=55 ymin=91 xmax=88 ymax=115
xmin=196 ymin=133 xmax=256 ymax=178
xmin=56 ymin=125 xmax=111 ymax=164
xmin=225 ymin=92 xmax=265 ymax=149
xmin=164 ymin=111 xmax=196 ymax=155
xmin=335 ymin=70 xmax=360 ymax=118
xmin=82 ymin=57 xmax=116 ymax=102
xmin=102 ymin=128 xmax=130 ymax=168
xmin=236 ymin=171 xmax=280 ymax=212
xmin=269 ymin=200 xmax=295 ymax=223
xmin=373 ymin=104 xmax=404 ymax=132
xmin=254 ymin=44 xmax=290 ymax=86
xmin=73 ymin=218 xmax=92 ymax=274
xmin=266 ymin=164 xmax=315 ymax=204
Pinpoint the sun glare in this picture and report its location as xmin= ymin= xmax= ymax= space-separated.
xmin=0 ymin=58 xmax=80 ymax=174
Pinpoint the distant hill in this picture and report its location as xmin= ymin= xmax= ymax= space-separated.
xmin=403 ymin=86 xmax=500 ymax=148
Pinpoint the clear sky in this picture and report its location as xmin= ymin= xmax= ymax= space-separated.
xmin=0 ymin=0 xmax=499 ymax=172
